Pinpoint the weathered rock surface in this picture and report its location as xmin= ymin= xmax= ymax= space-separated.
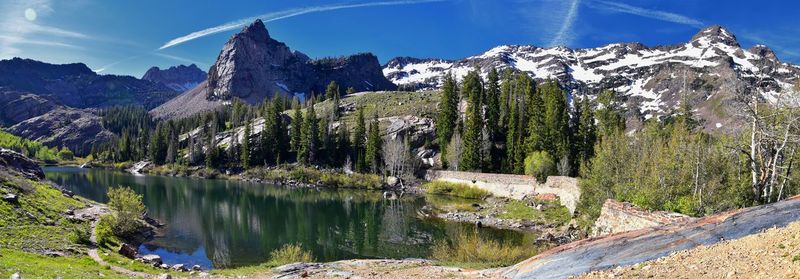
xmin=501 ymin=195 xmax=800 ymax=279
xmin=142 ymin=64 xmax=207 ymax=92
xmin=0 ymin=148 xmax=45 ymax=180
xmin=0 ymin=90 xmax=56 ymax=126
xmin=7 ymin=107 xmax=115 ymax=156
xmin=591 ymin=199 xmax=695 ymax=237
xmin=205 ymin=19 xmax=395 ymax=105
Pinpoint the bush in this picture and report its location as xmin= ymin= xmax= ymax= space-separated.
xmin=320 ymin=172 xmax=383 ymax=189
xmin=524 ymin=151 xmax=555 ymax=182
xmin=269 ymin=244 xmax=315 ymax=266
xmin=423 ymin=181 xmax=490 ymax=200
xmin=95 ymin=215 xmax=118 ymax=248
xmin=107 ymin=186 xmax=145 ymax=236
xmin=69 ymin=222 xmax=92 ymax=245
xmin=57 ymin=147 xmax=74 ymax=160
xmin=431 ymin=230 xmax=533 ymax=268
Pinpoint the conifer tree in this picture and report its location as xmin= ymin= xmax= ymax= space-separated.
xmin=436 ymin=73 xmax=459 ymax=168
xmin=299 ymin=97 xmax=319 ymax=164
xmin=336 ymin=122 xmax=352 ymax=167
xmin=205 ymin=119 xmax=218 ymax=169
xmin=525 ymin=78 xmax=545 ymax=154
xmin=354 ymin=108 xmax=367 ymax=172
xmin=365 ymin=114 xmax=383 ymax=173
xmin=576 ymin=96 xmax=596 ymax=171
xmin=241 ymin=119 xmax=251 ymax=169
xmin=272 ymin=96 xmax=288 ymax=164
xmin=596 ymin=89 xmax=626 ymax=139
xmin=485 ymin=67 xmax=502 ymax=170
xmin=326 ymin=81 xmax=339 ymax=101
xmin=290 ymin=101 xmax=303 ymax=152
xmin=459 ymin=70 xmax=484 ymax=171
xmin=499 ymin=69 xmax=514 ymax=134
xmin=540 ymin=80 xmax=570 ymax=162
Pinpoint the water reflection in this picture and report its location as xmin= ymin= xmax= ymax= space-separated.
xmin=45 ymin=167 xmax=534 ymax=269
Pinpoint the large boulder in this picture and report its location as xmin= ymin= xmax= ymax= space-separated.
xmin=0 ymin=148 xmax=44 ymax=180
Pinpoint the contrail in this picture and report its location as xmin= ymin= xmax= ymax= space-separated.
xmin=159 ymin=0 xmax=447 ymax=50
xmin=550 ymin=0 xmax=580 ymax=47
xmin=589 ymin=0 xmax=703 ymax=28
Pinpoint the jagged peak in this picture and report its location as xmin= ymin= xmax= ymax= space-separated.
xmin=237 ymin=19 xmax=270 ymax=42
xmin=749 ymin=44 xmax=778 ymax=60
xmin=691 ymin=25 xmax=739 ymax=47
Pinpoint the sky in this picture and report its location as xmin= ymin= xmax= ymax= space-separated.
xmin=1 ymin=0 xmax=798 ymax=77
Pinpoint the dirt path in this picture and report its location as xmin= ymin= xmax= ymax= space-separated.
xmin=80 ymin=204 xmax=151 ymax=278
xmin=580 ymin=221 xmax=800 ymax=278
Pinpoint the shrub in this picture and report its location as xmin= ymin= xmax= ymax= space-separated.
xmin=423 ymin=181 xmax=490 ymax=200
xmin=269 ymin=244 xmax=315 ymax=266
xmin=107 ymin=186 xmax=145 ymax=236
xmin=524 ymin=151 xmax=555 ymax=182
xmin=95 ymin=215 xmax=118 ymax=248
xmin=69 ymin=222 xmax=92 ymax=245
xmin=320 ymin=172 xmax=383 ymax=189
xmin=57 ymin=147 xmax=74 ymax=160
xmin=431 ymin=230 xmax=533 ymax=268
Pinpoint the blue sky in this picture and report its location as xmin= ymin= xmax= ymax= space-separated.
xmin=2 ymin=0 xmax=798 ymax=77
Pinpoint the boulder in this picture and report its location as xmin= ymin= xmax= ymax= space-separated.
xmin=141 ymin=254 xmax=162 ymax=265
xmin=2 ymin=193 xmax=18 ymax=203
xmin=0 ymin=148 xmax=44 ymax=180
xmin=171 ymin=264 xmax=188 ymax=272
xmin=10 ymin=272 xmax=20 ymax=279
xmin=157 ymin=274 xmax=172 ymax=279
xmin=191 ymin=264 xmax=202 ymax=271
xmin=118 ymin=243 xmax=138 ymax=259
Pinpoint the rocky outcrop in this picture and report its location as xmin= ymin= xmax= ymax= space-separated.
xmin=7 ymin=107 xmax=115 ymax=156
xmin=205 ymin=19 xmax=395 ymax=105
xmin=0 ymin=90 xmax=56 ymax=126
xmin=0 ymin=148 xmax=45 ymax=180
xmin=591 ymin=199 xmax=695 ymax=237
xmin=149 ymin=81 xmax=223 ymax=120
xmin=384 ymin=25 xmax=800 ymax=132
xmin=142 ymin=64 xmax=207 ymax=92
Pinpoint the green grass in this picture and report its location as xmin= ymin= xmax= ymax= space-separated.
xmin=496 ymin=200 xmax=572 ymax=226
xmin=211 ymin=244 xmax=315 ymax=277
xmin=431 ymin=230 xmax=536 ymax=269
xmin=0 ymin=249 xmax=128 ymax=278
xmin=244 ymin=166 xmax=384 ymax=189
xmin=423 ymin=181 xmax=490 ymax=200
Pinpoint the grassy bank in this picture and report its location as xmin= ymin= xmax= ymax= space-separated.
xmin=423 ymin=181 xmax=490 ymax=199
xmin=431 ymin=230 xmax=538 ymax=269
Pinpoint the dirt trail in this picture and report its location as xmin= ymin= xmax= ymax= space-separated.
xmin=81 ymin=204 xmax=151 ymax=278
xmin=580 ymin=221 xmax=800 ymax=278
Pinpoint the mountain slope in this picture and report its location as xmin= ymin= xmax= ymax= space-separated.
xmin=383 ymin=25 xmax=800 ymax=130
xmin=142 ymin=64 xmax=207 ymax=92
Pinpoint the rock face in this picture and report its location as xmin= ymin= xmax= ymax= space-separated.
xmin=142 ymin=64 xmax=207 ymax=92
xmin=0 ymin=148 xmax=45 ymax=180
xmin=7 ymin=107 xmax=115 ymax=156
xmin=591 ymin=199 xmax=695 ymax=237
xmin=0 ymin=90 xmax=56 ymax=126
xmin=383 ymin=25 xmax=800 ymax=131
xmin=205 ymin=19 xmax=395 ymax=104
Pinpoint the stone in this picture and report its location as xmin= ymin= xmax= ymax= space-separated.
xmin=191 ymin=264 xmax=202 ymax=271
xmin=2 ymin=193 xmax=17 ymax=203
xmin=385 ymin=176 xmax=400 ymax=187
xmin=10 ymin=272 xmax=20 ymax=279
xmin=171 ymin=264 xmax=187 ymax=272
xmin=141 ymin=254 xmax=162 ymax=264
xmin=0 ymin=149 xmax=45 ymax=180
xmin=159 ymin=263 xmax=169 ymax=269
xmin=118 ymin=243 xmax=138 ymax=259
xmin=157 ymin=274 xmax=172 ymax=279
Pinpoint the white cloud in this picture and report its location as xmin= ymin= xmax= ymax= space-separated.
xmin=159 ymin=0 xmax=448 ymax=50
xmin=550 ymin=0 xmax=581 ymax=47
xmin=588 ymin=0 xmax=704 ymax=28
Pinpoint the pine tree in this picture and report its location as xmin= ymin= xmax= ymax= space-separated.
xmin=336 ymin=122 xmax=352 ymax=167
xmin=365 ymin=114 xmax=383 ymax=173
xmin=290 ymin=101 xmax=303 ymax=152
xmin=205 ymin=119 xmax=218 ymax=169
xmin=525 ymin=77 xmax=545 ymax=154
xmin=459 ymin=70 xmax=484 ymax=171
xmin=596 ymin=89 xmax=626 ymax=139
xmin=298 ymin=97 xmax=319 ymax=164
xmin=326 ymin=81 xmax=339 ymax=101
xmin=241 ymin=119 xmax=251 ymax=169
xmin=272 ymin=96 xmax=288 ymax=164
xmin=539 ymin=80 xmax=570 ymax=162
xmin=354 ymin=108 xmax=367 ymax=172
xmin=165 ymin=125 xmax=178 ymax=164
xmin=485 ymin=67 xmax=501 ymax=170
xmin=318 ymin=117 xmax=331 ymax=165
xmin=576 ymin=96 xmax=596 ymax=171
xmin=499 ymin=69 xmax=514 ymax=135
xmin=436 ymin=73 xmax=459 ymax=168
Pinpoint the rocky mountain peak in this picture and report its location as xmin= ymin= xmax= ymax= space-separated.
xmin=142 ymin=64 xmax=207 ymax=92
xmin=204 ymin=18 xmax=395 ymax=104
xmin=691 ymin=25 xmax=739 ymax=47
xmin=239 ymin=19 xmax=271 ymax=43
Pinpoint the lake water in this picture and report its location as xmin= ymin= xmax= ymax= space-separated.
xmin=44 ymin=167 xmax=537 ymax=269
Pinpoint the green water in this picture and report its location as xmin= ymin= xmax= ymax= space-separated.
xmin=44 ymin=167 xmax=537 ymax=269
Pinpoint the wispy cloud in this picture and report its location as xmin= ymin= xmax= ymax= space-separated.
xmin=587 ymin=0 xmax=704 ymax=28
xmin=0 ymin=0 xmax=90 ymax=57
xmin=159 ymin=0 xmax=448 ymax=50
xmin=550 ymin=0 xmax=581 ymax=46
xmin=154 ymin=52 xmax=209 ymax=68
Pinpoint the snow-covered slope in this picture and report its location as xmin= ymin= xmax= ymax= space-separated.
xmin=383 ymin=25 xmax=800 ymax=130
